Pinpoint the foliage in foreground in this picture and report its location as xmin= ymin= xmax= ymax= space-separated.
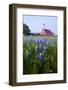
xmin=23 ymin=36 xmax=57 ymax=74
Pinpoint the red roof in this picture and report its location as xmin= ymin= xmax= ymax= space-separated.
xmin=43 ymin=29 xmax=54 ymax=36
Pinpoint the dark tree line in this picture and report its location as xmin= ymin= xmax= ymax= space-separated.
xmin=23 ymin=23 xmax=31 ymax=35
xmin=23 ymin=23 xmax=40 ymax=36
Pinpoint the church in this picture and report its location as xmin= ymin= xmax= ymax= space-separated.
xmin=40 ymin=29 xmax=54 ymax=36
xmin=40 ymin=24 xmax=54 ymax=36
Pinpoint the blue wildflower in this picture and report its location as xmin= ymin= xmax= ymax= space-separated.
xmin=34 ymin=39 xmax=48 ymax=45
xmin=39 ymin=39 xmax=41 ymax=43
xmin=34 ymin=39 xmax=42 ymax=44
xmin=40 ymin=39 xmax=47 ymax=44
xmin=43 ymin=46 xmax=47 ymax=53
xmin=44 ymin=39 xmax=48 ymax=44
xmin=34 ymin=39 xmax=39 ymax=43
xmin=40 ymin=39 xmax=44 ymax=44
xmin=35 ymin=46 xmax=38 ymax=53
xmin=38 ymin=53 xmax=42 ymax=61
xmin=43 ymin=46 xmax=47 ymax=50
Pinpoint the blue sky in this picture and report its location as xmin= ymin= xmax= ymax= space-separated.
xmin=23 ymin=15 xmax=57 ymax=34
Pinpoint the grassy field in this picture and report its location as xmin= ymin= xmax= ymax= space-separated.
xmin=23 ymin=35 xmax=57 ymax=74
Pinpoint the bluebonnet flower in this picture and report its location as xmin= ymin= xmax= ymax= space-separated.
xmin=38 ymin=39 xmax=41 ymax=43
xmin=40 ymin=39 xmax=47 ymax=44
xmin=34 ymin=39 xmax=38 ymax=44
xmin=38 ymin=39 xmax=42 ymax=44
xmin=34 ymin=39 xmax=42 ymax=44
xmin=34 ymin=39 xmax=48 ymax=45
xmin=43 ymin=46 xmax=47 ymax=53
xmin=25 ymin=50 xmax=30 ymax=59
xmin=44 ymin=39 xmax=48 ymax=44
xmin=38 ymin=53 xmax=42 ymax=62
xmin=40 ymin=39 xmax=44 ymax=44
xmin=35 ymin=46 xmax=38 ymax=53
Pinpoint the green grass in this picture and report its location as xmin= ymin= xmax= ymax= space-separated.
xmin=23 ymin=35 xmax=57 ymax=75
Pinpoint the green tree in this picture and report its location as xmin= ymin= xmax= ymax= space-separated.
xmin=23 ymin=23 xmax=31 ymax=35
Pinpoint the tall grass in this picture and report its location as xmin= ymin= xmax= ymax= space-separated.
xmin=23 ymin=35 xmax=57 ymax=74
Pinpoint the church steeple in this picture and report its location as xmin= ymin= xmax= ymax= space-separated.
xmin=43 ymin=24 xmax=45 ymax=30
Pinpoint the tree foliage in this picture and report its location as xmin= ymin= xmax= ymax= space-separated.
xmin=23 ymin=23 xmax=31 ymax=35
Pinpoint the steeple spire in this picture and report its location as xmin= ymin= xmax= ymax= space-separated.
xmin=43 ymin=24 xmax=45 ymax=30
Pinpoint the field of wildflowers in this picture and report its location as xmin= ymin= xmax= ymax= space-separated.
xmin=23 ymin=35 xmax=57 ymax=74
